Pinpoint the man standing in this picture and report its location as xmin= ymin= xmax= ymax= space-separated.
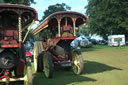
xmin=117 ymin=37 xmax=120 ymax=47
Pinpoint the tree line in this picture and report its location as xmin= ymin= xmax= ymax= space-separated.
xmin=0 ymin=0 xmax=35 ymax=6
xmin=86 ymin=0 xmax=128 ymax=40
xmin=1 ymin=0 xmax=128 ymax=40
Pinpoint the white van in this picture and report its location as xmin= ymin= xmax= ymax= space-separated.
xmin=108 ymin=35 xmax=125 ymax=46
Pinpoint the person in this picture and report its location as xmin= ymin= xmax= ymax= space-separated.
xmin=117 ymin=37 xmax=120 ymax=47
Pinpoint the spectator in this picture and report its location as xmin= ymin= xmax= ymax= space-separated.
xmin=117 ymin=37 xmax=120 ymax=47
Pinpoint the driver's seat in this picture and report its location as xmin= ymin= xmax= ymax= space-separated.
xmin=62 ymin=24 xmax=73 ymax=33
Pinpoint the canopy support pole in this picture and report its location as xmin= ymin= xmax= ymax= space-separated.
xmin=72 ymin=18 xmax=76 ymax=36
xmin=23 ymin=20 xmax=35 ymax=43
xmin=57 ymin=18 xmax=61 ymax=37
xmin=18 ymin=16 xmax=22 ymax=42
xmin=65 ymin=17 xmax=67 ymax=26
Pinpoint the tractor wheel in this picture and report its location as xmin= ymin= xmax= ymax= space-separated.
xmin=33 ymin=41 xmax=44 ymax=72
xmin=72 ymin=51 xmax=84 ymax=74
xmin=24 ymin=57 xmax=33 ymax=85
xmin=0 ymin=52 xmax=17 ymax=70
xmin=43 ymin=52 xmax=53 ymax=78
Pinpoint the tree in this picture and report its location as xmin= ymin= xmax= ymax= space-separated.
xmin=86 ymin=0 xmax=128 ymax=40
xmin=41 ymin=3 xmax=71 ymax=21
xmin=0 ymin=0 xmax=4 ymax=3
xmin=1 ymin=0 xmax=36 ymax=6
xmin=79 ymin=25 xmax=90 ymax=36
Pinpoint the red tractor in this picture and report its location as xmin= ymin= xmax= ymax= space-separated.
xmin=0 ymin=4 xmax=37 ymax=85
xmin=33 ymin=11 xmax=88 ymax=78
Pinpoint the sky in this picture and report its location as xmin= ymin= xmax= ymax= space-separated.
xmin=30 ymin=0 xmax=103 ymax=40
xmin=31 ymin=0 xmax=88 ymax=20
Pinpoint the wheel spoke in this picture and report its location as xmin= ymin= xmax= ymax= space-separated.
xmin=76 ymin=64 xmax=80 ymax=70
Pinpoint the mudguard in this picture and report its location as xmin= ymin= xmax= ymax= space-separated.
xmin=72 ymin=48 xmax=81 ymax=54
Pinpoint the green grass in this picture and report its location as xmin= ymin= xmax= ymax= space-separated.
xmin=81 ymin=45 xmax=128 ymax=85
xmin=1 ymin=45 xmax=128 ymax=85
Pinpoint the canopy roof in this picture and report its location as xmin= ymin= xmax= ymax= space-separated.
xmin=0 ymin=4 xmax=38 ymax=29
xmin=33 ymin=11 xmax=87 ymax=35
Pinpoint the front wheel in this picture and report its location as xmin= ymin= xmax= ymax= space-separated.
xmin=24 ymin=58 xmax=33 ymax=85
xmin=72 ymin=52 xmax=84 ymax=74
xmin=43 ymin=52 xmax=53 ymax=78
xmin=33 ymin=41 xmax=43 ymax=72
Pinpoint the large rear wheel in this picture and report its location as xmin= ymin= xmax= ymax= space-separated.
xmin=72 ymin=52 xmax=84 ymax=74
xmin=43 ymin=52 xmax=53 ymax=78
xmin=33 ymin=41 xmax=44 ymax=72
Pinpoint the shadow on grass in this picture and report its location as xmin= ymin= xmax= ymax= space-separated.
xmin=33 ymin=67 xmax=96 ymax=85
xmin=84 ymin=60 xmax=122 ymax=74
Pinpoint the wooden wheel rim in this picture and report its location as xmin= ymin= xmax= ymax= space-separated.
xmin=33 ymin=44 xmax=37 ymax=72
xmin=24 ymin=61 xmax=33 ymax=85
xmin=72 ymin=53 xmax=81 ymax=74
xmin=43 ymin=55 xmax=50 ymax=77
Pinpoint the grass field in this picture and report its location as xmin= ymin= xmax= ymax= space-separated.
xmin=1 ymin=45 xmax=128 ymax=85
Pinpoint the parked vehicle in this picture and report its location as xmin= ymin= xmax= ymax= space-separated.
xmin=108 ymin=35 xmax=125 ymax=46
xmin=32 ymin=11 xmax=88 ymax=78
xmin=125 ymin=41 xmax=128 ymax=45
xmin=98 ymin=40 xmax=107 ymax=45
xmin=71 ymin=35 xmax=92 ymax=48
xmin=91 ymin=39 xmax=98 ymax=45
xmin=0 ymin=4 xmax=37 ymax=85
